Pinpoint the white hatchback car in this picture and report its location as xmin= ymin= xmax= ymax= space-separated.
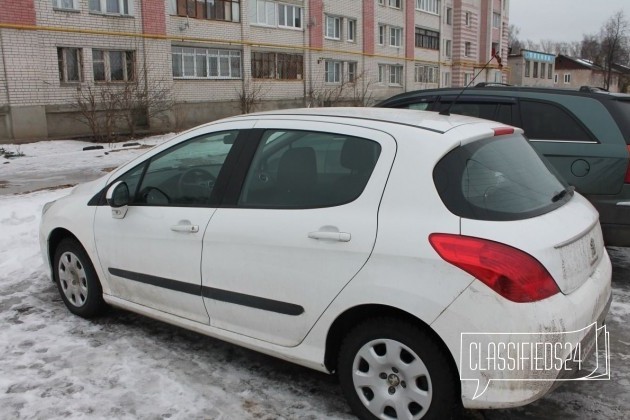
xmin=40 ymin=108 xmax=611 ymax=420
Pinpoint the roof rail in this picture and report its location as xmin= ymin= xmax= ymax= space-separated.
xmin=475 ymin=82 xmax=512 ymax=87
xmin=579 ymin=86 xmax=609 ymax=93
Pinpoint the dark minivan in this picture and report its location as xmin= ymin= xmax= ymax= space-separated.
xmin=378 ymin=86 xmax=630 ymax=246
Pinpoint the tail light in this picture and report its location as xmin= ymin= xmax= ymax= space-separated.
xmin=429 ymin=233 xmax=559 ymax=303
xmin=625 ymin=145 xmax=630 ymax=184
xmin=493 ymin=127 xmax=515 ymax=136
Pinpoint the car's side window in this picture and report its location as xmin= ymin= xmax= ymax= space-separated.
xmin=130 ymin=131 xmax=237 ymax=206
xmin=519 ymin=100 xmax=594 ymax=142
xmin=238 ymin=130 xmax=381 ymax=209
xmin=439 ymin=101 xmax=499 ymax=120
xmin=495 ymin=103 xmax=515 ymax=125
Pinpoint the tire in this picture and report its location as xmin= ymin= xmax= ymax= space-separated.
xmin=53 ymin=238 xmax=106 ymax=318
xmin=338 ymin=318 xmax=461 ymax=420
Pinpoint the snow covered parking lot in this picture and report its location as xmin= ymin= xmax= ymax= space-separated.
xmin=1 ymin=138 xmax=629 ymax=419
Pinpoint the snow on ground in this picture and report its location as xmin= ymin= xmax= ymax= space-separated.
xmin=0 ymin=139 xmax=629 ymax=419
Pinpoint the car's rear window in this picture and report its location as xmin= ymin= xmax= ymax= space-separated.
xmin=433 ymin=134 xmax=572 ymax=221
xmin=611 ymin=100 xmax=630 ymax=145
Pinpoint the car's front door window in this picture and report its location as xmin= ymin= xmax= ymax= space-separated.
xmin=132 ymin=131 xmax=237 ymax=206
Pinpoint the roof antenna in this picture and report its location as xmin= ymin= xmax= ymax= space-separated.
xmin=440 ymin=51 xmax=503 ymax=116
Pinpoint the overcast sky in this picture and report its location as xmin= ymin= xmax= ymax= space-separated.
xmin=510 ymin=0 xmax=628 ymax=43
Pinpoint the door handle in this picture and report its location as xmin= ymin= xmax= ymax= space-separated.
xmin=308 ymin=231 xmax=351 ymax=242
xmin=171 ymin=223 xmax=199 ymax=233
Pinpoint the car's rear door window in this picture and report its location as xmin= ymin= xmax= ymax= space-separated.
xmin=519 ymin=100 xmax=595 ymax=142
xmin=238 ymin=130 xmax=381 ymax=208
xmin=433 ymin=134 xmax=571 ymax=221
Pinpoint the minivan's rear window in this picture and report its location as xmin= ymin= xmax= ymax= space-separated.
xmin=433 ymin=134 xmax=572 ymax=221
xmin=612 ymin=100 xmax=630 ymax=145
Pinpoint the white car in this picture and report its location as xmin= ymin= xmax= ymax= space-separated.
xmin=40 ymin=108 xmax=611 ymax=420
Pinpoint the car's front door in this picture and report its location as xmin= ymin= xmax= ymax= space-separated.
xmin=201 ymin=121 xmax=397 ymax=346
xmin=94 ymin=122 xmax=253 ymax=323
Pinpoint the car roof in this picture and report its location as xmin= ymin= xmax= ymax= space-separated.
xmin=239 ymin=107 xmax=501 ymax=135
xmin=377 ymin=86 xmax=630 ymax=104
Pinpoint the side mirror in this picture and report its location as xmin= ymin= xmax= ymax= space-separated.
xmin=106 ymin=181 xmax=129 ymax=219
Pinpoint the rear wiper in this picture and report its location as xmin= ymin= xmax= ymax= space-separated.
xmin=551 ymin=186 xmax=575 ymax=202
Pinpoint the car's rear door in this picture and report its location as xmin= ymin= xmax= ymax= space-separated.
xmin=200 ymin=120 xmax=396 ymax=346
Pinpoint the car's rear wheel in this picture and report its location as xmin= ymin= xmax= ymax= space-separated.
xmin=338 ymin=318 xmax=461 ymax=420
xmin=53 ymin=238 xmax=106 ymax=318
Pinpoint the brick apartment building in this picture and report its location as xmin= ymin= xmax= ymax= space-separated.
xmin=0 ymin=0 xmax=509 ymax=142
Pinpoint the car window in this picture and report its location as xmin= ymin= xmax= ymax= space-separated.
xmin=442 ymin=102 xmax=499 ymax=120
xmin=495 ymin=103 xmax=514 ymax=125
xmin=131 ymin=131 xmax=237 ymax=206
xmin=433 ymin=134 xmax=571 ymax=221
xmin=519 ymin=100 xmax=593 ymax=141
xmin=238 ymin=130 xmax=381 ymax=208
xmin=407 ymin=103 xmax=430 ymax=111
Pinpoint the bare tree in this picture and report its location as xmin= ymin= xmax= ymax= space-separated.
xmin=349 ymin=71 xmax=375 ymax=107
xmin=237 ymin=79 xmax=267 ymax=114
xmin=508 ymin=24 xmax=523 ymax=54
xmin=73 ymin=85 xmax=102 ymax=142
xmin=600 ymin=10 xmax=630 ymax=90
xmin=581 ymin=34 xmax=604 ymax=64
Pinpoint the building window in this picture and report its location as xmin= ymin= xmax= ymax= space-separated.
xmin=414 ymin=64 xmax=438 ymax=83
xmin=465 ymin=12 xmax=471 ymax=26
xmin=548 ymin=65 xmax=553 ymax=79
xmin=347 ymin=19 xmax=356 ymax=42
xmin=348 ymin=62 xmax=357 ymax=83
xmin=494 ymin=71 xmax=502 ymax=82
xmin=93 ymin=50 xmax=135 ymax=82
xmin=58 ymin=47 xmax=82 ymax=83
xmin=390 ymin=27 xmax=402 ymax=47
xmin=389 ymin=65 xmax=403 ymax=85
xmin=524 ymin=60 xmax=530 ymax=77
xmin=172 ymin=46 xmax=242 ymax=79
xmin=278 ymin=3 xmax=302 ymax=28
xmin=464 ymin=73 xmax=473 ymax=86
xmin=442 ymin=71 xmax=451 ymax=87
xmin=250 ymin=0 xmax=276 ymax=26
xmin=378 ymin=24 xmax=386 ymax=45
xmin=445 ymin=7 xmax=452 ymax=25
xmin=416 ymin=0 xmax=439 ymax=14
xmin=389 ymin=0 xmax=401 ymax=8
xmin=325 ymin=15 xmax=341 ymax=40
xmin=377 ymin=0 xmax=384 ymax=5
xmin=493 ymin=12 xmax=501 ymax=28
xmin=325 ymin=60 xmax=342 ymax=83
xmin=554 ymin=74 xmax=558 ymax=83
xmin=378 ymin=64 xmax=386 ymax=83
xmin=533 ymin=62 xmax=539 ymax=78
xmin=444 ymin=39 xmax=452 ymax=58
xmin=564 ymin=73 xmax=571 ymax=84
xmin=415 ymin=28 xmax=439 ymax=50
xmin=89 ymin=0 xmax=133 ymax=15
xmin=464 ymin=42 xmax=472 ymax=57
xmin=541 ymin=63 xmax=546 ymax=79
xmin=53 ymin=0 xmax=79 ymax=10
xmin=251 ymin=52 xmax=303 ymax=80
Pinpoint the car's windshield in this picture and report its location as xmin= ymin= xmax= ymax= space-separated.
xmin=434 ymin=134 xmax=572 ymax=221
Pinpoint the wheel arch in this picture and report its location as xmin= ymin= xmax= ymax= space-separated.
xmin=47 ymin=228 xmax=82 ymax=280
xmin=324 ymin=304 xmax=460 ymax=382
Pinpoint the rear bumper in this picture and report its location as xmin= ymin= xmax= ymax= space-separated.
xmin=431 ymin=249 xmax=612 ymax=409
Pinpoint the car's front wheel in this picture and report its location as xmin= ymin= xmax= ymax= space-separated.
xmin=338 ymin=318 xmax=461 ymax=420
xmin=53 ymin=238 xmax=106 ymax=318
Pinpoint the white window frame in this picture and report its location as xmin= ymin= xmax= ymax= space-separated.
xmin=389 ymin=65 xmax=403 ymax=86
xmin=347 ymin=62 xmax=357 ymax=83
xmin=414 ymin=64 xmax=438 ymax=83
xmin=389 ymin=0 xmax=402 ymax=9
xmin=172 ymin=46 xmax=242 ymax=80
xmin=416 ymin=0 xmax=439 ymax=15
xmin=347 ymin=19 xmax=356 ymax=43
xmin=444 ymin=39 xmax=452 ymax=58
xmin=378 ymin=64 xmax=386 ymax=83
xmin=325 ymin=60 xmax=342 ymax=84
xmin=58 ymin=47 xmax=83 ymax=83
xmin=442 ymin=71 xmax=451 ymax=87
xmin=464 ymin=42 xmax=472 ymax=57
xmin=564 ymin=73 xmax=571 ymax=84
xmin=325 ymin=15 xmax=341 ymax=40
xmin=494 ymin=71 xmax=502 ymax=83
xmin=89 ymin=0 xmax=134 ymax=15
xmin=493 ymin=12 xmax=501 ymax=28
xmin=389 ymin=27 xmax=402 ymax=48
xmin=250 ymin=0 xmax=277 ymax=26
xmin=464 ymin=73 xmax=473 ymax=86
xmin=378 ymin=24 xmax=386 ymax=46
xmin=53 ymin=0 xmax=79 ymax=11
xmin=445 ymin=7 xmax=452 ymax=25
xmin=278 ymin=3 xmax=303 ymax=29
xmin=92 ymin=49 xmax=135 ymax=82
